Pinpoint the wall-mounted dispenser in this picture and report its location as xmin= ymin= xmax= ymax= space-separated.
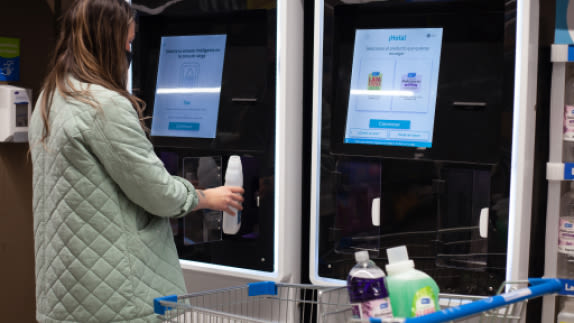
xmin=0 ymin=84 xmax=31 ymax=142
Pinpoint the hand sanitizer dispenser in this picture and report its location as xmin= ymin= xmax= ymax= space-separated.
xmin=0 ymin=85 xmax=32 ymax=142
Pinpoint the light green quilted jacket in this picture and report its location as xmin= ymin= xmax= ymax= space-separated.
xmin=29 ymin=79 xmax=199 ymax=322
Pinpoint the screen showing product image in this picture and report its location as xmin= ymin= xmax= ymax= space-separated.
xmin=344 ymin=28 xmax=443 ymax=148
xmin=151 ymin=34 xmax=227 ymax=139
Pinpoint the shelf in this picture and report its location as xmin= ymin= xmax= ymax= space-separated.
xmin=552 ymin=44 xmax=574 ymax=63
xmin=543 ymin=42 xmax=574 ymax=322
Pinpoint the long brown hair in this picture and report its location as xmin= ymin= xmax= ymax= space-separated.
xmin=39 ymin=0 xmax=146 ymax=142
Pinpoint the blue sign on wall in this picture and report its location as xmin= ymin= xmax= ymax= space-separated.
xmin=556 ymin=0 xmax=574 ymax=44
xmin=0 ymin=37 xmax=20 ymax=82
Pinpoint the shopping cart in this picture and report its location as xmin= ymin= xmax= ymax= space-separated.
xmin=154 ymin=282 xmax=351 ymax=323
xmin=153 ymin=278 xmax=573 ymax=323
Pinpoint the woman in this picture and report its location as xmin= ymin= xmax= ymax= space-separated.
xmin=28 ymin=0 xmax=244 ymax=322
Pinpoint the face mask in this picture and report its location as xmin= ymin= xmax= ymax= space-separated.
xmin=125 ymin=50 xmax=133 ymax=67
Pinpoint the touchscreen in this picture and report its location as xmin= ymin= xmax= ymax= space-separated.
xmin=344 ymin=28 xmax=443 ymax=148
xmin=151 ymin=34 xmax=227 ymax=139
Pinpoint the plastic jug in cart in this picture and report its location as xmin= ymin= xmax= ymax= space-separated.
xmin=346 ymin=250 xmax=393 ymax=319
xmin=385 ymin=245 xmax=440 ymax=318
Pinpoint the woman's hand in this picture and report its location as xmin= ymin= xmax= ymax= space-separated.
xmin=193 ymin=186 xmax=244 ymax=214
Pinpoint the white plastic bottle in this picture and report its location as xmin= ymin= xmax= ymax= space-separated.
xmin=222 ymin=155 xmax=243 ymax=235
xmin=557 ymin=299 xmax=574 ymax=323
xmin=346 ymin=251 xmax=393 ymax=319
xmin=558 ymin=182 xmax=574 ymax=278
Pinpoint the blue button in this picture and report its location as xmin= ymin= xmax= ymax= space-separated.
xmin=369 ymin=119 xmax=410 ymax=129
xmin=168 ymin=122 xmax=200 ymax=131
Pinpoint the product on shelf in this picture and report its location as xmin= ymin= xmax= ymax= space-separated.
xmin=557 ymin=298 xmax=574 ymax=323
xmin=559 ymin=182 xmax=574 ymax=278
xmin=564 ymin=65 xmax=574 ymax=161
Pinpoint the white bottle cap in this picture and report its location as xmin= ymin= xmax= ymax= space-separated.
xmin=355 ymin=250 xmax=369 ymax=263
xmin=385 ymin=245 xmax=414 ymax=276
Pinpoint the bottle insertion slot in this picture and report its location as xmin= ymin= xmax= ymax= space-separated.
xmin=231 ymin=98 xmax=258 ymax=103
xmin=452 ymin=101 xmax=487 ymax=110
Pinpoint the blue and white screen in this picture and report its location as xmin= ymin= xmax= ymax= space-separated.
xmin=151 ymin=34 xmax=226 ymax=139
xmin=344 ymin=28 xmax=443 ymax=148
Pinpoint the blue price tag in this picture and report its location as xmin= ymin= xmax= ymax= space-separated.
xmin=564 ymin=162 xmax=574 ymax=180
xmin=569 ymin=45 xmax=574 ymax=62
xmin=560 ymin=279 xmax=574 ymax=296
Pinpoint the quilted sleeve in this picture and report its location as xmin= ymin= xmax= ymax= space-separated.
xmin=84 ymin=92 xmax=199 ymax=217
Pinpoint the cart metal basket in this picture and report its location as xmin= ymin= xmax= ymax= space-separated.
xmin=154 ymin=278 xmax=570 ymax=323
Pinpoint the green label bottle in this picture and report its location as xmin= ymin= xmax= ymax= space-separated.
xmin=385 ymin=246 xmax=440 ymax=318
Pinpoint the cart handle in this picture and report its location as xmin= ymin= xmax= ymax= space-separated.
xmin=153 ymin=294 xmax=177 ymax=315
xmin=248 ymin=281 xmax=278 ymax=296
xmin=372 ymin=278 xmax=564 ymax=323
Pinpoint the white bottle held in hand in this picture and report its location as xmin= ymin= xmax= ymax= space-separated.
xmin=222 ymin=155 xmax=243 ymax=235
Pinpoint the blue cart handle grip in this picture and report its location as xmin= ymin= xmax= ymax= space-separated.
xmin=153 ymin=295 xmax=178 ymax=315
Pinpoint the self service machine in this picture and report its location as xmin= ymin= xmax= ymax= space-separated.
xmin=131 ymin=0 xmax=303 ymax=291
xmin=309 ymin=0 xmax=539 ymax=298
